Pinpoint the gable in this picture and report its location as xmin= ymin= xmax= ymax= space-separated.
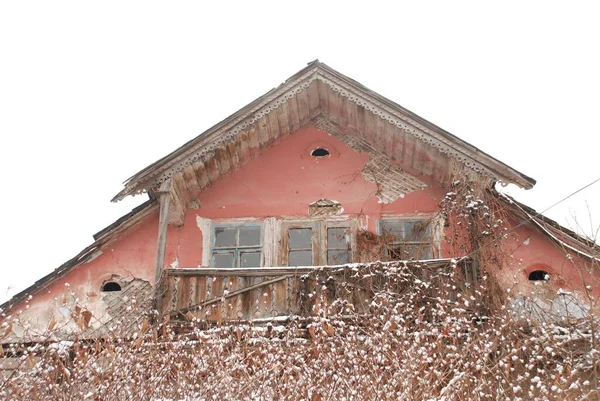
xmin=112 ymin=61 xmax=535 ymax=209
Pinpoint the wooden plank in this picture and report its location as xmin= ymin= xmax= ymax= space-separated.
xmin=238 ymin=131 xmax=251 ymax=161
xmin=356 ymin=104 xmax=367 ymax=137
xmin=204 ymin=156 xmax=220 ymax=184
xmin=411 ymin=135 xmax=423 ymax=174
xmin=308 ymin=80 xmax=321 ymax=117
xmin=266 ymin=111 xmax=280 ymax=144
xmin=374 ymin=113 xmax=386 ymax=150
xmin=346 ymin=96 xmax=358 ymax=132
xmin=276 ymin=102 xmax=290 ymax=137
xmin=154 ymin=187 xmax=171 ymax=285
xmin=316 ymin=79 xmax=329 ymax=117
xmin=215 ymin=146 xmax=231 ymax=176
xmin=193 ymin=161 xmax=210 ymax=189
xmin=255 ymin=116 xmax=270 ymax=147
xmin=393 ymin=127 xmax=406 ymax=165
xmin=246 ymin=127 xmax=261 ymax=159
xmin=288 ymin=95 xmax=301 ymax=132
xmin=296 ymin=88 xmax=310 ymax=126
xmin=328 ymin=89 xmax=342 ymax=125
xmin=183 ymin=166 xmax=199 ymax=198
xmin=177 ymin=276 xmax=190 ymax=309
xmin=167 ymin=260 xmax=455 ymax=277
xmin=226 ymin=141 xmax=240 ymax=171
xmin=174 ymin=275 xmax=289 ymax=315
xmin=402 ymin=132 xmax=416 ymax=171
xmin=383 ymin=120 xmax=396 ymax=160
xmin=339 ymin=94 xmax=350 ymax=130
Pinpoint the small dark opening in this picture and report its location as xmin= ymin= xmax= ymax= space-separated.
xmin=102 ymin=282 xmax=122 ymax=292
xmin=528 ymin=270 xmax=550 ymax=281
xmin=311 ymin=148 xmax=330 ymax=157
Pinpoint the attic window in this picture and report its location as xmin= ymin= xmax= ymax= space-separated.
xmin=311 ymin=148 xmax=330 ymax=157
xmin=101 ymin=282 xmax=122 ymax=292
xmin=528 ymin=270 xmax=550 ymax=281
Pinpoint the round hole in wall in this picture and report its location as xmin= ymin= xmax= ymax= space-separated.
xmin=311 ymin=147 xmax=330 ymax=157
xmin=528 ymin=270 xmax=550 ymax=281
xmin=101 ymin=281 xmax=122 ymax=292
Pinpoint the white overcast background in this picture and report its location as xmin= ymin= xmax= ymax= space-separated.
xmin=1 ymin=1 xmax=599 ymax=303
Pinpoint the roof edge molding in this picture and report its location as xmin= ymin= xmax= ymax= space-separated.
xmin=112 ymin=61 xmax=535 ymax=202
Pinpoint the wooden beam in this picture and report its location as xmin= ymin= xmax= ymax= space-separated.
xmin=152 ymin=179 xmax=172 ymax=319
xmin=154 ymin=180 xmax=171 ymax=285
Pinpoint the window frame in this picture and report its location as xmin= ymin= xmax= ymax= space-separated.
xmin=280 ymin=219 xmax=357 ymax=266
xmin=377 ymin=217 xmax=435 ymax=261
xmin=210 ymin=223 xmax=264 ymax=268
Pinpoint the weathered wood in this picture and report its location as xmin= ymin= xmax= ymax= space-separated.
xmin=193 ymin=161 xmax=210 ymax=189
xmin=175 ymin=275 xmax=289 ymax=316
xmin=160 ymin=259 xmax=467 ymax=322
xmin=288 ymin=95 xmax=301 ymax=132
xmin=182 ymin=165 xmax=199 ymax=197
xmin=296 ymin=88 xmax=310 ymax=125
xmin=226 ymin=141 xmax=240 ymax=171
xmin=215 ymin=146 xmax=231 ymax=176
xmin=256 ymin=116 xmax=270 ymax=147
xmin=154 ymin=182 xmax=171 ymax=301
xmin=266 ymin=111 xmax=280 ymax=144
xmin=204 ymin=156 xmax=220 ymax=185
xmin=276 ymin=102 xmax=290 ymax=136
xmin=308 ymin=80 xmax=321 ymax=117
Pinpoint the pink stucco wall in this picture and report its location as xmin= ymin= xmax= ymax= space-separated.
xmin=3 ymin=125 xmax=595 ymax=336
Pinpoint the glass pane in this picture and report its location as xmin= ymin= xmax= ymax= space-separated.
xmin=214 ymin=227 xmax=237 ymax=247
xmin=388 ymin=244 xmax=407 ymax=260
xmin=380 ymin=221 xmax=404 ymax=239
xmin=289 ymin=228 xmax=312 ymax=250
xmin=289 ymin=250 xmax=312 ymax=266
xmin=405 ymin=244 xmax=433 ymax=260
xmin=240 ymin=251 xmax=261 ymax=267
xmin=328 ymin=250 xmax=349 ymax=265
xmin=327 ymin=228 xmax=349 ymax=249
xmin=404 ymin=220 xmax=430 ymax=242
xmin=239 ymin=226 xmax=261 ymax=246
xmin=213 ymin=252 xmax=234 ymax=268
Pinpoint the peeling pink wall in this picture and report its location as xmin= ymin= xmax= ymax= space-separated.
xmin=196 ymin=126 xmax=444 ymax=228
xmin=3 ymin=125 xmax=596 ymax=334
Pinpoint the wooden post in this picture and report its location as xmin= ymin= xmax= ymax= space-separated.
xmin=153 ymin=179 xmax=172 ymax=320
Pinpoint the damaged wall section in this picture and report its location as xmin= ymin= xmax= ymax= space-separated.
xmin=314 ymin=116 xmax=427 ymax=203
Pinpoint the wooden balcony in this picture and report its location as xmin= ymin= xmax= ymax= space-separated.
xmin=157 ymin=258 xmax=471 ymax=324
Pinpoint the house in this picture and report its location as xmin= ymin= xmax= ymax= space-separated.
xmin=1 ymin=61 xmax=598 ymax=343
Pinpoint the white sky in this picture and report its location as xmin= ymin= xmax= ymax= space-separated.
xmin=1 ymin=1 xmax=599 ymax=304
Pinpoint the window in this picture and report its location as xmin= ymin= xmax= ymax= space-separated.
xmin=211 ymin=224 xmax=262 ymax=268
xmin=379 ymin=219 xmax=433 ymax=260
xmin=528 ymin=270 xmax=550 ymax=281
xmin=101 ymin=281 xmax=122 ymax=292
xmin=282 ymin=221 xmax=353 ymax=266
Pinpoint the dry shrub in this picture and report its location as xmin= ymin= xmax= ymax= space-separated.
xmin=1 ymin=260 xmax=599 ymax=401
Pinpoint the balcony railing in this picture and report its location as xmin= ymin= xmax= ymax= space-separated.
xmin=157 ymin=258 xmax=471 ymax=323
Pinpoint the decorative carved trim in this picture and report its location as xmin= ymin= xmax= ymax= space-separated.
xmin=316 ymin=72 xmax=492 ymax=178
xmin=116 ymin=63 xmax=531 ymax=200
xmin=135 ymin=71 xmax=318 ymax=195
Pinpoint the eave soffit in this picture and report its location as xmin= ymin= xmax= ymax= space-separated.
xmin=112 ymin=61 xmax=536 ymax=202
